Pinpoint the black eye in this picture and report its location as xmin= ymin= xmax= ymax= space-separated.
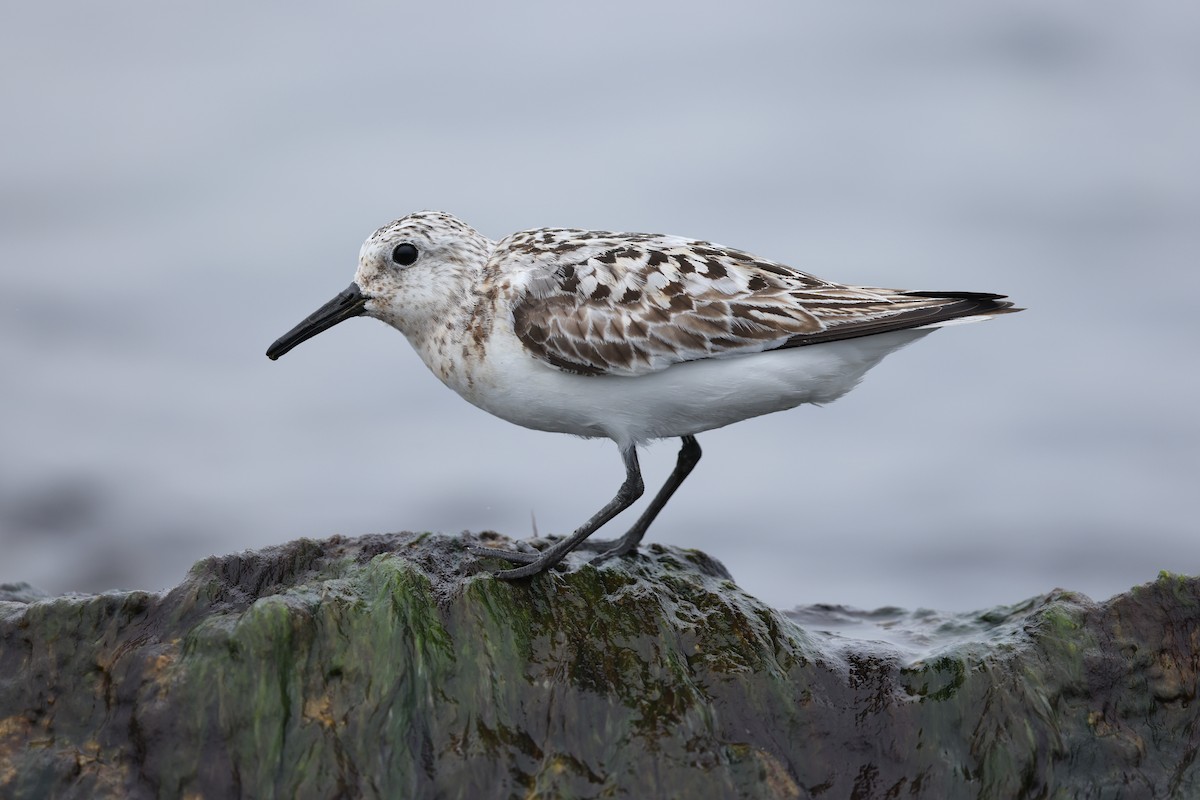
xmin=391 ymin=243 xmax=419 ymax=266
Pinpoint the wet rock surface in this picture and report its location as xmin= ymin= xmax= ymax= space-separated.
xmin=0 ymin=532 xmax=1196 ymax=799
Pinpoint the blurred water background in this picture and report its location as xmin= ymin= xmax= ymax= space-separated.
xmin=2 ymin=2 xmax=1197 ymax=612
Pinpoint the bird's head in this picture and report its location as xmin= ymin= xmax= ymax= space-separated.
xmin=266 ymin=211 xmax=491 ymax=360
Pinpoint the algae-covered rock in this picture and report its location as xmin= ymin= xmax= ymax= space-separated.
xmin=0 ymin=532 xmax=1196 ymax=799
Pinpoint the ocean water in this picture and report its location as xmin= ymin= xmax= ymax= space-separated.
xmin=2 ymin=2 xmax=1197 ymax=611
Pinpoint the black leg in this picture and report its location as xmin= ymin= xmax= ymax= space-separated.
xmin=470 ymin=444 xmax=645 ymax=579
xmin=586 ymin=435 xmax=702 ymax=563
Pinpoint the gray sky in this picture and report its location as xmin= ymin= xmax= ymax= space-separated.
xmin=2 ymin=2 xmax=1197 ymax=610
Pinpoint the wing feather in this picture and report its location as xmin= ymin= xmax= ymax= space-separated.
xmin=495 ymin=228 xmax=1016 ymax=376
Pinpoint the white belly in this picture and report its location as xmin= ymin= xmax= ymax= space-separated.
xmin=451 ymin=325 xmax=935 ymax=448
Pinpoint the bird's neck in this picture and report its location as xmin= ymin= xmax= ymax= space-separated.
xmin=388 ymin=259 xmax=499 ymax=392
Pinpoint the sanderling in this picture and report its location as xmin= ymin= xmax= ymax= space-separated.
xmin=267 ymin=211 xmax=1019 ymax=579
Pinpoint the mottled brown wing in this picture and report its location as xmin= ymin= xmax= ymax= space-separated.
xmin=502 ymin=229 xmax=1015 ymax=377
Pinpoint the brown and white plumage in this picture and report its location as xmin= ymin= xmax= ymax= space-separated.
xmin=267 ymin=211 xmax=1020 ymax=580
xmin=495 ymin=227 xmax=1016 ymax=377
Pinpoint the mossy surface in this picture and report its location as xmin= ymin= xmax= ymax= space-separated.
xmin=0 ymin=534 xmax=1196 ymax=799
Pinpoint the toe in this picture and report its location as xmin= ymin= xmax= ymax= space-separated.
xmin=468 ymin=544 xmax=540 ymax=564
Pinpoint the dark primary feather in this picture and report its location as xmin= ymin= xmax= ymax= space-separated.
xmin=776 ymin=292 xmax=1019 ymax=348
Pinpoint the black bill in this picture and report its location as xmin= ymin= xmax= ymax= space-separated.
xmin=266 ymin=283 xmax=367 ymax=360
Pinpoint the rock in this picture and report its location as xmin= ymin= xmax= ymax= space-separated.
xmin=0 ymin=532 xmax=1196 ymax=799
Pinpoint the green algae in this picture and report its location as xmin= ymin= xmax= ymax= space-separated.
xmin=0 ymin=534 xmax=1196 ymax=799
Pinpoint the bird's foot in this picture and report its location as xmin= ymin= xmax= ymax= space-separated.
xmin=470 ymin=534 xmax=644 ymax=575
xmin=467 ymin=544 xmax=541 ymax=565
xmin=588 ymin=540 xmax=639 ymax=566
xmin=469 ymin=542 xmax=576 ymax=580
xmin=577 ymin=528 xmax=646 ymax=565
xmin=492 ymin=558 xmax=561 ymax=581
